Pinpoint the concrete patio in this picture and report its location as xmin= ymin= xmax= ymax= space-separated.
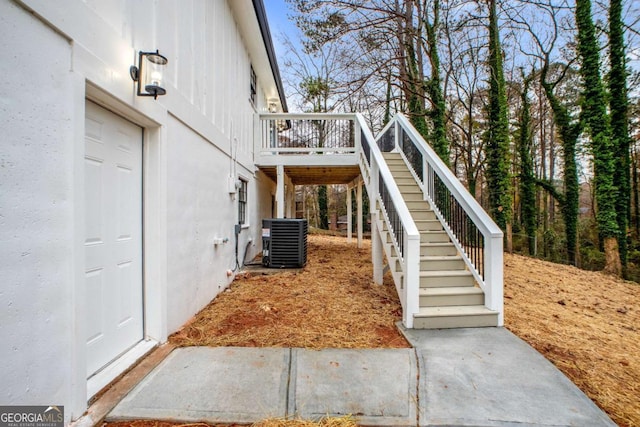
xmin=98 ymin=327 xmax=615 ymax=427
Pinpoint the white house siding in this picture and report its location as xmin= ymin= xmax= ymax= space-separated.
xmin=0 ymin=0 xmax=281 ymax=423
xmin=0 ymin=0 xmax=76 ymax=412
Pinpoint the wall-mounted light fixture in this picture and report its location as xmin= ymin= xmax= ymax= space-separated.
xmin=129 ymin=50 xmax=168 ymax=99
xmin=268 ymin=101 xmax=278 ymax=113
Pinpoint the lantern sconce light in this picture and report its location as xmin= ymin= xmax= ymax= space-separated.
xmin=129 ymin=50 xmax=168 ymax=99
xmin=268 ymin=101 xmax=278 ymax=113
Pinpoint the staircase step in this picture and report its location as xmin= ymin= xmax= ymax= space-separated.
xmin=397 ymin=183 xmax=421 ymax=193
xmin=410 ymin=208 xmax=436 ymax=221
xmin=384 ymin=155 xmax=405 ymax=162
xmin=401 ymin=191 xmax=424 ymax=201
xmin=413 ymin=306 xmax=499 ymax=329
xmin=389 ymin=170 xmax=414 ymax=178
xmin=420 ymin=255 xmax=466 ymax=270
xmin=421 ymin=242 xmax=458 ymax=256
xmin=383 ymin=152 xmax=403 ymax=159
xmin=420 ymin=231 xmax=450 ymax=243
xmin=419 ymin=286 xmax=484 ymax=307
xmin=405 ymin=200 xmax=432 ymax=210
xmin=420 ymin=270 xmax=475 ymax=288
xmin=395 ymin=176 xmax=418 ymax=185
xmin=415 ymin=220 xmax=444 ymax=231
xmin=387 ymin=159 xmax=409 ymax=171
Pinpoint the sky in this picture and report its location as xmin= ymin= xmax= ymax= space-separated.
xmin=264 ymin=0 xmax=299 ymax=61
xmin=262 ymin=0 xmax=640 ymax=95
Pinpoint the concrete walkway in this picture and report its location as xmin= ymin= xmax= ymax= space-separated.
xmin=107 ymin=327 xmax=615 ymax=426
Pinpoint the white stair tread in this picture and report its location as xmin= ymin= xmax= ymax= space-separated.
xmin=415 ymin=305 xmax=497 ymax=317
xmin=420 ymin=286 xmax=483 ymax=297
xmin=420 ymin=255 xmax=463 ymax=261
xmin=420 ymin=270 xmax=472 ymax=277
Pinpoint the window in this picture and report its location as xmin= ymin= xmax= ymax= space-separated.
xmin=238 ymin=178 xmax=248 ymax=225
xmin=249 ymin=65 xmax=257 ymax=107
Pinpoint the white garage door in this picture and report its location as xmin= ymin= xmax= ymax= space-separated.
xmin=84 ymin=101 xmax=144 ymax=378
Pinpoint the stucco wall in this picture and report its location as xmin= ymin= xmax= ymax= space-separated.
xmin=165 ymin=116 xmax=273 ymax=334
xmin=0 ymin=0 xmax=75 ymax=416
xmin=0 ymin=0 xmax=279 ymax=422
xmin=163 ymin=123 xmax=275 ymax=335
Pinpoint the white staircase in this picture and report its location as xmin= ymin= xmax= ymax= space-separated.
xmin=382 ymin=152 xmax=499 ymax=329
xmin=258 ymin=112 xmax=503 ymax=329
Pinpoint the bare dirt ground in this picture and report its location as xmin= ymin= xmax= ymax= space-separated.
xmin=105 ymin=234 xmax=639 ymax=427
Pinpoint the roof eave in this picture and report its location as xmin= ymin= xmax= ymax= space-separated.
xmin=252 ymin=0 xmax=289 ymax=112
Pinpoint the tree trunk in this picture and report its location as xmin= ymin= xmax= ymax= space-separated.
xmin=633 ymin=150 xmax=640 ymax=237
xmin=518 ymin=73 xmax=537 ymax=256
xmin=484 ymin=0 xmax=513 ymax=234
xmin=603 ymin=237 xmax=622 ymax=276
xmin=576 ymin=0 xmax=620 ymax=275
xmin=318 ymin=185 xmax=329 ymax=229
xmin=506 ymin=223 xmax=513 ymax=253
xmin=608 ymin=0 xmax=631 ymax=270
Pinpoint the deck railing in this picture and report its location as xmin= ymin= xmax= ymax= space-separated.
xmin=257 ymin=113 xmax=357 ymax=155
xmin=356 ymin=114 xmax=421 ymax=328
xmin=390 ymin=114 xmax=504 ymax=324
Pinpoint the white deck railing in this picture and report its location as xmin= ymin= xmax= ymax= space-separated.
xmin=257 ymin=113 xmax=358 ymax=156
xmin=384 ymin=114 xmax=504 ymax=325
xmin=355 ymin=114 xmax=421 ymax=328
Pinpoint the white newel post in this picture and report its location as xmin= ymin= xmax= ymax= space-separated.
xmin=370 ymin=160 xmax=383 ymax=285
xmin=404 ymin=234 xmax=420 ymax=328
xmin=485 ymin=234 xmax=504 ymax=326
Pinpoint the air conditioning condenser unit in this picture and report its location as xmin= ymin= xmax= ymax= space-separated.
xmin=262 ymin=218 xmax=308 ymax=268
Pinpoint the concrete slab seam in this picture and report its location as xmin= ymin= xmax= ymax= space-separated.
xmin=287 ymin=348 xmax=298 ymax=418
xmin=284 ymin=348 xmax=293 ymax=419
xmin=414 ymin=347 xmax=421 ymax=427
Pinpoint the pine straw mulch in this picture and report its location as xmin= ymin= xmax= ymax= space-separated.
xmin=104 ymin=235 xmax=640 ymax=427
xmin=504 ymin=252 xmax=640 ymax=427
xmin=105 ymin=416 xmax=357 ymax=427
xmin=169 ymin=234 xmax=409 ymax=349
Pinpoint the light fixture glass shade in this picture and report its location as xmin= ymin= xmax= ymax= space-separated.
xmin=132 ymin=50 xmax=168 ymax=99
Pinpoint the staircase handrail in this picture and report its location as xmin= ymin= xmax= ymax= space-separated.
xmin=355 ymin=114 xmax=421 ymax=328
xmin=393 ymin=114 xmax=503 ymax=325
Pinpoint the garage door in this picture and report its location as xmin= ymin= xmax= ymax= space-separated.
xmin=84 ymin=101 xmax=144 ymax=378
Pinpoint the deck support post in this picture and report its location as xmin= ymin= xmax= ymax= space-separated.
xmin=347 ymin=186 xmax=353 ymax=243
xmin=276 ymin=165 xmax=285 ymax=218
xmin=285 ymin=175 xmax=295 ymax=218
xmin=357 ymin=180 xmax=363 ymax=248
xmin=371 ymin=212 xmax=384 ymax=285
